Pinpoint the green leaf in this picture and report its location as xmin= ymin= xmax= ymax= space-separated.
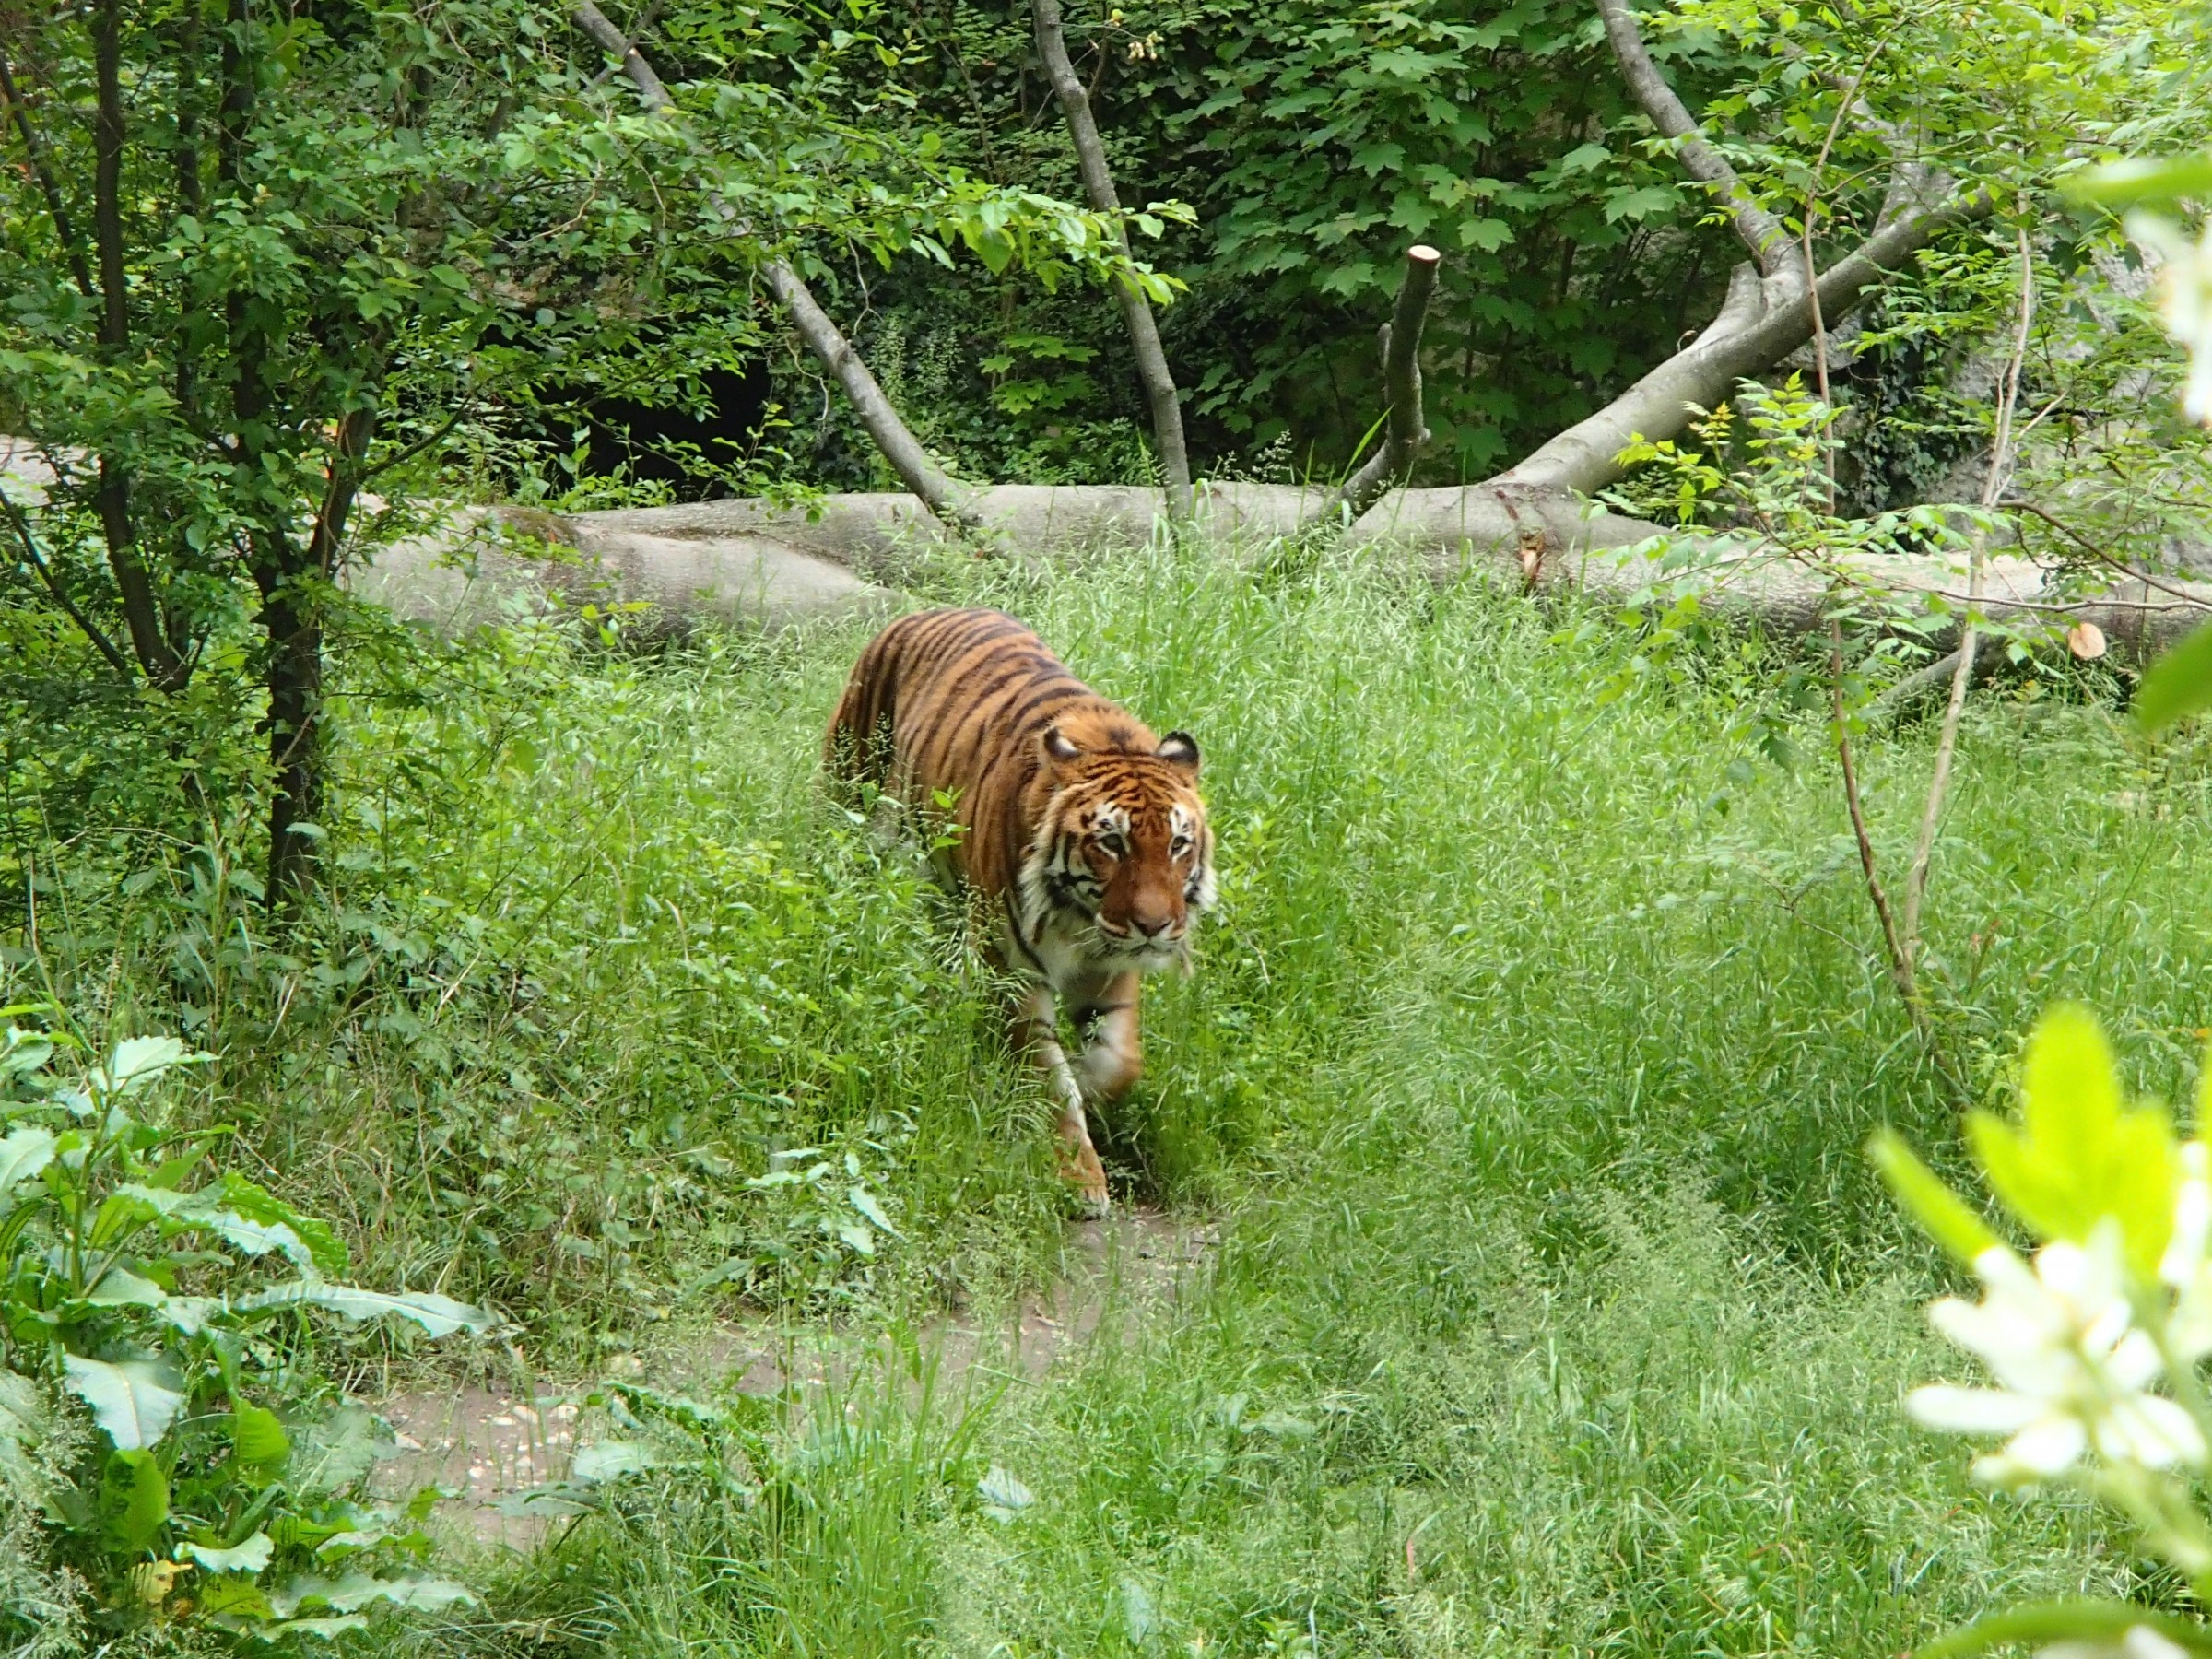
xmin=2068 ymin=153 xmax=2212 ymax=209
xmin=210 ymin=1175 xmax=349 ymax=1275
xmin=1967 ymin=1004 xmax=2178 ymax=1277
xmin=1122 ymin=1575 xmax=1159 ymax=1644
xmin=103 ymin=1447 xmax=171 ymax=1551
xmin=978 ymin=1465 xmax=1034 ymax=1522
xmin=272 ymin=1571 xmax=477 ymax=1617
xmin=238 ymin=1280 xmax=490 ymax=1337
xmin=86 ymin=1266 xmax=168 ymax=1308
xmin=1915 ymin=1600 xmax=2212 ymax=1658
xmin=849 ymin=1185 xmax=901 ymax=1237
xmin=230 ymin=1405 xmax=291 ymax=1470
xmin=1868 ymin=1130 xmax=1999 ymax=1265
xmin=102 ymin=1036 xmax=206 ymax=1096
xmin=1602 ymin=183 xmax=1680 ymax=223
xmin=0 ymin=1126 xmax=55 ymax=1191
xmin=182 ymin=1530 xmax=275 ymax=1574
xmin=63 ymin=1354 xmax=186 ymax=1450
xmin=570 ymin=1439 xmax=658 ymax=1484
xmin=0 ymin=1368 xmax=49 ymax=1484
xmin=195 ymin=1574 xmax=276 ymax=1619
xmin=162 ymin=1297 xmax=219 ymax=1338
xmin=286 ymin=1406 xmax=395 ymax=1490
xmin=1456 ymin=217 xmax=1512 ymax=252
xmin=2133 ymin=618 xmax=2212 ymax=732
xmin=494 ymin=1483 xmax=596 ymax=1518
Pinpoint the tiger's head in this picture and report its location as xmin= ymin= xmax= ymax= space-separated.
xmin=1020 ymin=722 xmax=1216 ymax=971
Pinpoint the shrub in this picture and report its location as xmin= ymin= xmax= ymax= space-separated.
xmin=0 ymin=1011 xmax=489 ymax=1646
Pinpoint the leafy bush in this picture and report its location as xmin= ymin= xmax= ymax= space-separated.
xmin=0 ymin=1015 xmax=489 ymax=1646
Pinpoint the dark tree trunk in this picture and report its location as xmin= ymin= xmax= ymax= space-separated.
xmin=255 ymin=566 xmax=324 ymax=902
xmin=91 ymin=0 xmax=183 ymax=686
xmin=215 ymin=0 xmax=325 ymax=906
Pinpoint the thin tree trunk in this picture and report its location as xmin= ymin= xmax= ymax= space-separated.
xmin=173 ymin=6 xmax=202 ymax=423
xmin=256 ymin=405 xmax=375 ymax=902
xmin=1321 ymin=244 xmax=1441 ymax=524
xmin=1030 ymin=0 xmax=1192 ymax=519
xmin=212 ymin=0 xmax=318 ymax=902
xmin=256 ymin=559 xmax=323 ymax=901
xmin=90 ymin=0 xmax=184 ymax=686
xmin=1830 ymin=616 xmax=1928 ymax=1039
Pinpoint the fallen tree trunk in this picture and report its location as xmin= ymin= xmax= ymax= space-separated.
xmin=354 ymin=481 xmax=2212 ymax=662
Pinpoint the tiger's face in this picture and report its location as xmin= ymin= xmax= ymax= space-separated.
xmin=1024 ymin=725 xmax=1216 ymax=970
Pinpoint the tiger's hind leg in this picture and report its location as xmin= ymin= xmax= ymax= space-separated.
xmin=1013 ymin=982 xmax=1110 ymax=1217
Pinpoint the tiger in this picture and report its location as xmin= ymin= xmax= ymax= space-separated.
xmin=824 ymin=607 xmax=1216 ymax=1215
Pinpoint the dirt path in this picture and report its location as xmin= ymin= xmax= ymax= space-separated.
xmin=371 ymin=1206 xmax=1218 ymax=1547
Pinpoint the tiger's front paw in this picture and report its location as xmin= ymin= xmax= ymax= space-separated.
xmin=1058 ymin=1142 xmax=1111 ymax=1218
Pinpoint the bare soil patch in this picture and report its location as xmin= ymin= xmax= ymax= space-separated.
xmin=371 ymin=1206 xmax=1217 ymax=1548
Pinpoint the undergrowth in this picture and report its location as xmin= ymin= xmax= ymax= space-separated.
xmin=11 ymin=536 xmax=2212 ymax=1652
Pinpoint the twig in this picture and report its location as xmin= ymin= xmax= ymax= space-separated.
xmin=2001 ymin=498 xmax=2212 ymax=608
xmin=1595 ymin=0 xmax=1790 ymax=276
xmin=357 ymin=405 xmax=469 ymax=487
xmin=1830 ymin=615 xmax=1927 ymax=1038
xmin=0 ymin=48 xmax=93 ymax=298
xmin=567 ymin=2 xmax=984 ymax=535
xmin=0 ymin=484 xmax=135 ymax=680
xmin=1902 ymin=224 xmax=2032 ymax=960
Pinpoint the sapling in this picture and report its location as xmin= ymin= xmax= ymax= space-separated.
xmin=1876 ymin=1006 xmax=2212 ymax=1656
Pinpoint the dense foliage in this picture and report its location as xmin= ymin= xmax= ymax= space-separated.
xmin=0 ymin=0 xmax=1158 ymax=904
xmin=812 ymin=0 xmax=1733 ymax=481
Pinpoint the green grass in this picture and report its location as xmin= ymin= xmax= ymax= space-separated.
xmin=19 ymin=536 xmax=2212 ymax=1653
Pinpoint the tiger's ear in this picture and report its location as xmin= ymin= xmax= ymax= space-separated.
xmin=1157 ymin=732 xmax=1200 ymax=775
xmin=1041 ymin=724 xmax=1082 ymax=764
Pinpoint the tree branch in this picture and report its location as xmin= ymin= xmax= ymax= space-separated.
xmin=310 ymin=404 xmax=378 ymax=578
xmin=1902 ymin=226 xmax=2032 ymax=960
xmin=1595 ymin=0 xmax=1791 ymax=277
xmin=0 ymin=49 xmax=93 ymax=298
xmin=0 ymin=484 xmax=135 ymax=680
xmin=569 ymin=2 xmax=982 ymax=533
xmin=759 ymin=263 xmax=980 ymax=529
xmin=1031 ymin=0 xmax=1192 ymax=520
xmin=1318 ymin=244 xmax=1441 ymax=525
xmin=571 ymin=0 xmax=668 ymax=110
xmin=1490 ymin=185 xmax=1976 ymax=500
xmin=1829 ymin=615 xmax=1931 ymax=1043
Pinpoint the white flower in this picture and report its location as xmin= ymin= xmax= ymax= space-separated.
xmin=2040 ymin=1627 xmax=2192 ymax=1659
xmin=2161 ymin=1141 xmax=2212 ymax=1361
xmin=2131 ymin=211 xmax=2212 ymax=425
xmin=1908 ymin=1224 xmax=2206 ymax=1485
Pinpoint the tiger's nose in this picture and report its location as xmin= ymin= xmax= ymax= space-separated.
xmin=1133 ymin=912 xmax=1177 ymax=939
